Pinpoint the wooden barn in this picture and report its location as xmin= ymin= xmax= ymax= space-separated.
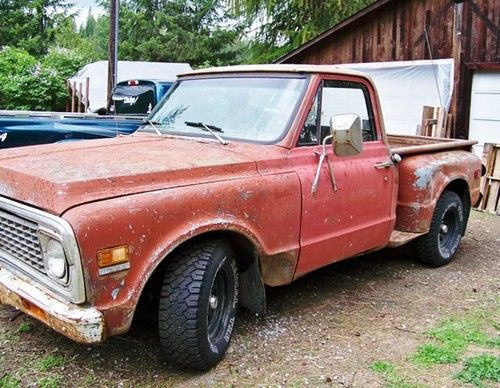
xmin=277 ymin=0 xmax=499 ymax=144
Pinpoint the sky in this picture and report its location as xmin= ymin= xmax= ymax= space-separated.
xmin=71 ymin=0 xmax=104 ymax=28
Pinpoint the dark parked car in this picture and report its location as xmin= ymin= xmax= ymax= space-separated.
xmin=0 ymin=111 xmax=143 ymax=149
xmin=107 ymin=79 xmax=174 ymax=115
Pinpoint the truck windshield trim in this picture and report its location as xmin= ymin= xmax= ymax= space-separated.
xmin=144 ymin=75 xmax=310 ymax=145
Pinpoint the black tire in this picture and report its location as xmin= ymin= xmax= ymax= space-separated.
xmin=158 ymin=240 xmax=239 ymax=370
xmin=415 ymin=191 xmax=465 ymax=266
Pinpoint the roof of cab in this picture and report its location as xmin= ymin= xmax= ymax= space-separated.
xmin=179 ymin=64 xmax=370 ymax=79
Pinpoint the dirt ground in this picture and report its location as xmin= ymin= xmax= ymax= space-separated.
xmin=0 ymin=210 xmax=498 ymax=387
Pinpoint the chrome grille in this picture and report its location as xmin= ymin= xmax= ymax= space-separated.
xmin=0 ymin=209 xmax=45 ymax=273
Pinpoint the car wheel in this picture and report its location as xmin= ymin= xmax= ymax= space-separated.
xmin=415 ymin=190 xmax=465 ymax=266
xmin=158 ymin=239 xmax=239 ymax=370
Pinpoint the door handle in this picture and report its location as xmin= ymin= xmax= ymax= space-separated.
xmin=374 ymin=160 xmax=393 ymax=169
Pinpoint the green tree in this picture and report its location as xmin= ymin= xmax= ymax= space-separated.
xmin=53 ymin=14 xmax=107 ymax=61
xmin=0 ymin=0 xmax=73 ymax=56
xmin=115 ymin=0 xmax=245 ymax=67
xmin=80 ymin=8 xmax=97 ymax=38
xmin=230 ymin=0 xmax=375 ymax=62
xmin=0 ymin=46 xmax=88 ymax=111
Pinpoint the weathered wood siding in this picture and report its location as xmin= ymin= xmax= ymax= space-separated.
xmin=286 ymin=0 xmax=456 ymax=64
xmin=281 ymin=0 xmax=500 ymax=138
xmin=462 ymin=0 xmax=499 ymax=64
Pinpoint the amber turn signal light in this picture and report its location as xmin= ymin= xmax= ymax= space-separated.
xmin=97 ymin=245 xmax=130 ymax=268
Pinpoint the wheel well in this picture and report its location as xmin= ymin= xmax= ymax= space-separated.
xmin=444 ymin=179 xmax=471 ymax=210
xmin=443 ymin=178 xmax=472 ymax=233
xmin=135 ymin=230 xmax=262 ymax=320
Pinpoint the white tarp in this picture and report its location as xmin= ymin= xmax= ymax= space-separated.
xmin=337 ymin=59 xmax=454 ymax=136
xmin=69 ymin=61 xmax=192 ymax=112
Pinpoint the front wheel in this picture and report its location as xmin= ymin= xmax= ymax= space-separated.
xmin=415 ymin=191 xmax=465 ymax=266
xmin=158 ymin=240 xmax=239 ymax=370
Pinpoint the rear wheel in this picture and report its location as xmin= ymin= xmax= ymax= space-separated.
xmin=158 ymin=240 xmax=238 ymax=370
xmin=415 ymin=191 xmax=465 ymax=266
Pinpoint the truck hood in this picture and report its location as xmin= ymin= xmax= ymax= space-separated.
xmin=0 ymin=135 xmax=259 ymax=215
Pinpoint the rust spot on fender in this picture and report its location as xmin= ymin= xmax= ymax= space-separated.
xmin=259 ymin=250 xmax=298 ymax=287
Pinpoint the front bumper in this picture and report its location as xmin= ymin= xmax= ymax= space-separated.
xmin=0 ymin=267 xmax=105 ymax=343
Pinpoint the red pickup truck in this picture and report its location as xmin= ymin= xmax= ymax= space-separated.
xmin=0 ymin=65 xmax=481 ymax=370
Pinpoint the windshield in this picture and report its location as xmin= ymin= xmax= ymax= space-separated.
xmin=111 ymin=83 xmax=155 ymax=115
xmin=146 ymin=76 xmax=308 ymax=143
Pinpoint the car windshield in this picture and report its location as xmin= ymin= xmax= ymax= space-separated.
xmin=111 ymin=83 xmax=155 ymax=115
xmin=146 ymin=76 xmax=308 ymax=143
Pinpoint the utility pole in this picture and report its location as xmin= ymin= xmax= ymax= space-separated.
xmin=107 ymin=0 xmax=119 ymax=111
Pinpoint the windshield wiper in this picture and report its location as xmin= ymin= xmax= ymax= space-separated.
xmin=145 ymin=120 xmax=163 ymax=136
xmin=185 ymin=121 xmax=227 ymax=145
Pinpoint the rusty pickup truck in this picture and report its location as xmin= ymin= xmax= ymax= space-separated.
xmin=0 ymin=65 xmax=482 ymax=370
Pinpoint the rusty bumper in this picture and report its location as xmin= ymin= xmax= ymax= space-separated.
xmin=0 ymin=267 xmax=105 ymax=343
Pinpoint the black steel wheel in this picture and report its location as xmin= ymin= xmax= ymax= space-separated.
xmin=158 ymin=239 xmax=238 ymax=370
xmin=415 ymin=190 xmax=465 ymax=266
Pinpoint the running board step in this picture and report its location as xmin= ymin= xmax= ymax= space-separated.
xmin=388 ymin=230 xmax=426 ymax=248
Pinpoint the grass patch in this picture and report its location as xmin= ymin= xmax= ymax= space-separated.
xmin=37 ymin=377 xmax=60 ymax=388
xmin=37 ymin=355 xmax=65 ymax=371
xmin=410 ymin=343 xmax=458 ymax=365
xmin=370 ymin=361 xmax=417 ymax=387
xmin=410 ymin=313 xmax=499 ymax=367
xmin=371 ymin=361 xmax=396 ymax=374
xmin=427 ymin=316 xmax=497 ymax=350
xmin=455 ymin=354 xmax=500 ymax=387
xmin=0 ymin=374 xmax=20 ymax=388
xmin=17 ymin=322 xmax=31 ymax=334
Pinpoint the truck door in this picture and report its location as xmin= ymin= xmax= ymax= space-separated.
xmin=290 ymin=77 xmax=396 ymax=277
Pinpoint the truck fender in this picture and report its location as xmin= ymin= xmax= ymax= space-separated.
xmin=396 ymin=150 xmax=480 ymax=233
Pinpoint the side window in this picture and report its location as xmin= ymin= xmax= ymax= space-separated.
xmin=321 ymin=80 xmax=377 ymax=143
xmin=298 ymin=80 xmax=377 ymax=146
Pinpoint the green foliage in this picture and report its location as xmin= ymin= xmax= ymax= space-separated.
xmin=42 ymin=48 xmax=90 ymax=78
xmin=410 ymin=314 xmax=499 ymax=367
xmin=0 ymin=374 xmax=20 ymax=388
xmin=37 ymin=355 xmax=65 ymax=371
xmin=427 ymin=315 xmax=499 ymax=349
xmin=371 ymin=361 xmax=396 ymax=374
xmin=370 ymin=361 xmax=416 ymax=388
xmin=410 ymin=343 xmax=458 ymax=365
xmin=117 ymin=0 xmax=245 ymax=67
xmin=52 ymin=17 xmax=107 ymax=62
xmin=0 ymin=47 xmax=89 ymax=111
xmin=455 ymin=354 xmax=500 ymax=387
xmin=0 ymin=0 xmax=72 ymax=56
xmin=230 ymin=0 xmax=375 ymax=62
xmin=17 ymin=322 xmax=32 ymax=334
xmin=37 ymin=377 xmax=60 ymax=388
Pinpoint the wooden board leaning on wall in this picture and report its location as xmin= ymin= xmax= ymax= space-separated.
xmin=476 ymin=143 xmax=500 ymax=215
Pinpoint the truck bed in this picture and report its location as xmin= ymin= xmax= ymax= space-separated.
xmin=388 ymin=134 xmax=477 ymax=156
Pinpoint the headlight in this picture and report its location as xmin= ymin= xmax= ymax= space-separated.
xmin=39 ymin=232 xmax=69 ymax=283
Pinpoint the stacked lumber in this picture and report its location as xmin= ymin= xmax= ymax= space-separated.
xmin=477 ymin=143 xmax=500 ymax=215
xmin=418 ymin=106 xmax=453 ymax=138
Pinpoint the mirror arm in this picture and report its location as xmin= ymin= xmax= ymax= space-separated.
xmin=325 ymin=155 xmax=338 ymax=192
xmin=322 ymin=134 xmax=333 ymax=153
xmin=311 ymin=135 xmax=338 ymax=196
xmin=311 ymin=151 xmax=325 ymax=196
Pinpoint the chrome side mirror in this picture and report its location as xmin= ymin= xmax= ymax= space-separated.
xmin=330 ymin=114 xmax=363 ymax=157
